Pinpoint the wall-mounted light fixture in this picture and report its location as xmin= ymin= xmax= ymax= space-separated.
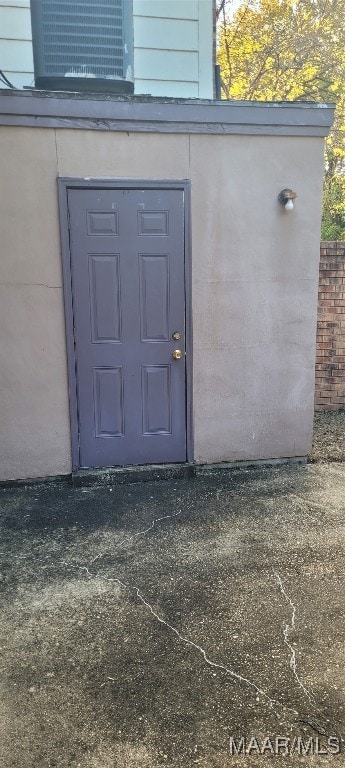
xmin=278 ymin=188 xmax=297 ymax=211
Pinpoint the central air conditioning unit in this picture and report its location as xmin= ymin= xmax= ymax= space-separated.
xmin=30 ymin=0 xmax=134 ymax=94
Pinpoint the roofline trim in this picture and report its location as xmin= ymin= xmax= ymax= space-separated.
xmin=0 ymin=89 xmax=335 ymax=136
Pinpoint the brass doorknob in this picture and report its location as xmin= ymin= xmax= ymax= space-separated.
xmin=172 ymin=349 xmax=182 ymax=360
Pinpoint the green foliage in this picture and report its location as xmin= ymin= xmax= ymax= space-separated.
xmin=321 ymin=175 xmax=345 ymax=241
xmin=217 ymin=0 xmax=345 ymax=236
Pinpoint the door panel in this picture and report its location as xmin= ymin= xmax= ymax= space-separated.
xmin=89 ymin=255 xmax=122 ymax=342
xmin=142 ymin=365 xmax=171 ymax=435
xmin=139 ymin=254 xmax=170 ymax=341
xmin=93 ymin=367 xmax=124 ymax=437
xmin=68 ymin=187 xmax=186 ymax=468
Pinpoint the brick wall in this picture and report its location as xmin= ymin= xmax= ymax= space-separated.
xmin=315 ymin=241 xmax=345 ymax=410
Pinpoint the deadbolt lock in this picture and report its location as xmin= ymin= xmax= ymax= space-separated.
xmin=172 ymin=349 xmax=182 ymax=360
xmin=172 ymin=331 xmax=181 ymax=340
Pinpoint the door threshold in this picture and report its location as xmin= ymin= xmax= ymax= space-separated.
xmin=72 ymin=456 xmax=306 ymax=487
xmin=72 ymin=463 xmax=194 ymax=487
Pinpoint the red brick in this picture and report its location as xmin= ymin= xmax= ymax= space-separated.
xmin=322 ymin=270 xmax=343 ymax=277
xmin=317 ymin=241 xmax=345 ymax=414
xmin=323 ymin=404 xmax=342 ymax=410
xmin=319 ymin=300 xmax=339 ymax=308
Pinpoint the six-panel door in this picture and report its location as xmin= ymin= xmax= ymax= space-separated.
xmin=68 ymin=188 xmax=186 ymax=468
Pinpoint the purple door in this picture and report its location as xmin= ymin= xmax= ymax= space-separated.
xmin=68 ymin=188 xmax=187 ymax=468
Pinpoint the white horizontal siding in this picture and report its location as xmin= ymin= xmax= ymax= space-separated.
xmin=135 ymin=78 xmax=199 ymax=97
xmin=0 ymin=1 xmax=33 ymax=87
xmin=133 ymin=0 xmax=213 ymax=97
xmin=0 ymin=4 xmax=31 ymax=38
xmin=0 ymin=38 xmax=33 ymax=72
xmin=133 ymin=0 xmax=198 ymax=20
xmin=133 ymin=16 xmax=198 ymax=50
xmin=1 ymin=70 xmax=33 ymax=87
xmin=0 ymin=0 xmax=213 ymax=98
xmin=0 ymin=0 xmax=29 ymax=7
xmin=134 ymin=48 xmax=198 ymax=81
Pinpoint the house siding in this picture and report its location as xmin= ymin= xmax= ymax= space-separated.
xmin=0 ymin=1 xmax=34 ymax=88
xmin=0 ymin=0 xmax=213 ymax=97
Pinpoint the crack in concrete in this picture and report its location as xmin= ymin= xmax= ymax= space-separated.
xmin=0 ymin=508 xmax=183 ymax=567
xmin=130 ymin=587 xmax=291 ymax=711
xmin=63 ymin=559 xmax=297 ymax=716
xmin=90 ymin=508 xmax=183 ymax=565
xmin=274 ymin=571 xmax=315 ymax=707
xmin=55 ymin=507 xmax=299 ymax=716
xmin=1 ymin=513 xmax=316 ymax=721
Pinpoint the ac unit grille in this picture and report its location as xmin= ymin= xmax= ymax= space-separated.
xmin=39 ymin=0 xmax=125 ymax=79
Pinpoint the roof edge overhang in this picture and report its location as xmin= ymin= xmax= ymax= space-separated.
xmin=0 ymin=88 xmax=335 ymax=137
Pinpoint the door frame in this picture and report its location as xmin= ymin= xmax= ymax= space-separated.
xmin=57 ymin=178 xmax=193 ymax=470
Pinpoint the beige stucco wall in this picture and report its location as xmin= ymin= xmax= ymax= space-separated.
xmin=0 ymin=126 xmax=324 ymax=479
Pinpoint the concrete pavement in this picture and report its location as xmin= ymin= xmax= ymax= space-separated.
xmin=0 ymin=463 xmax=344 ymax=767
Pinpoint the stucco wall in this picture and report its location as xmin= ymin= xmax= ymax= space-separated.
xmin=0 ymin=126 xmax=324 ymax=479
